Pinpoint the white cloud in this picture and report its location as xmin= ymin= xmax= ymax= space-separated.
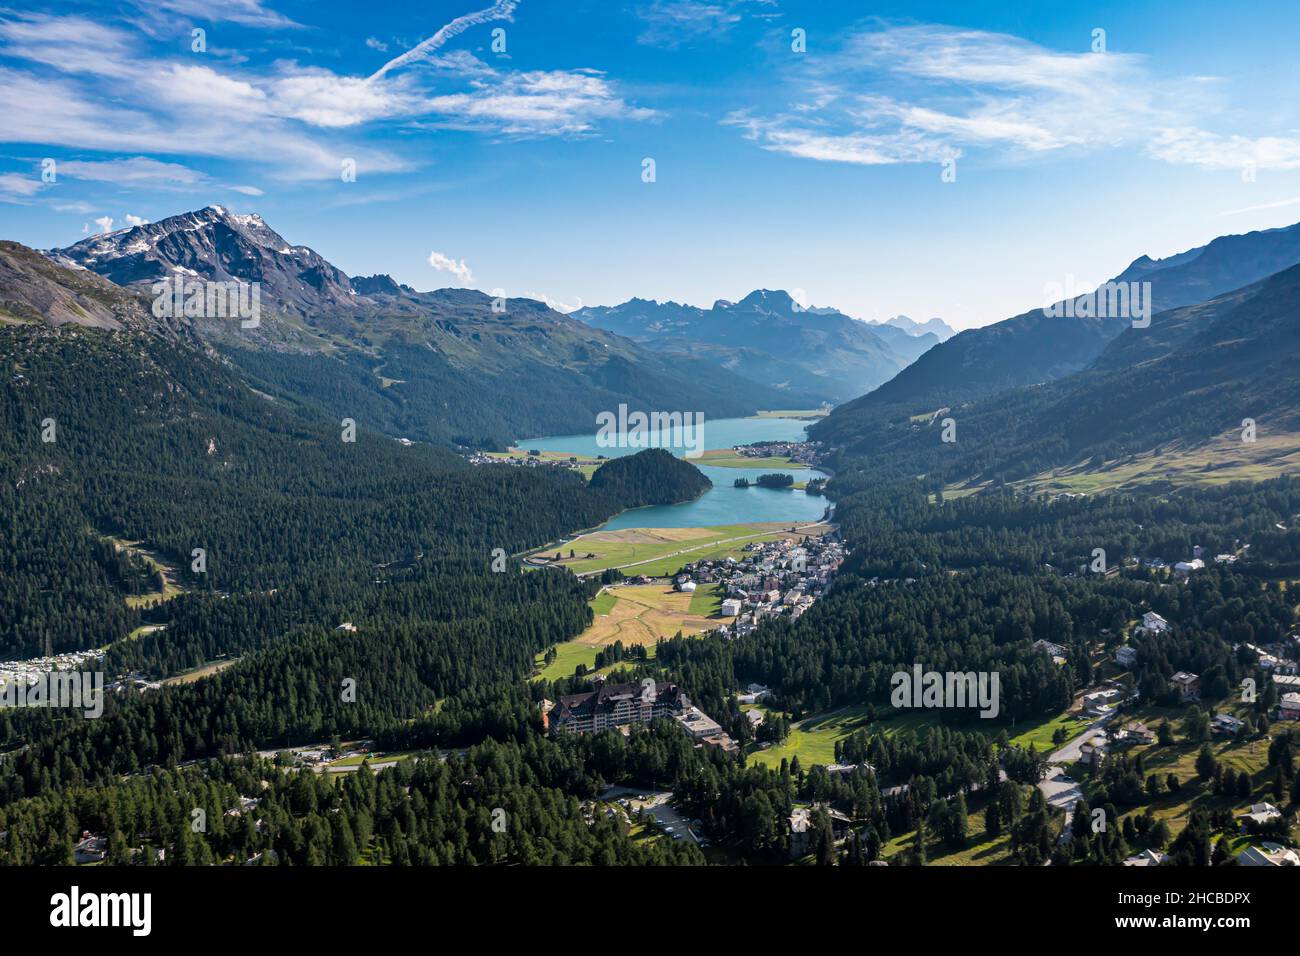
xmin=0 ymin=4 xmax=652 ymax=194
xmin=268 ymin=67 xmax=416 ymax=128
xmin=1147 ymin=128 xmax=1300 ymax=172
xmin=726 ymin=23 xmax=1293 ymax=172
xmin=725 ymin=111 xmax=956 ymax=165
xmin=131 ymin=0 xmax=299 ymax=28
xmin=124 ymin=213 xmax=149 ymax=226
xmin=0 ymin=172 xmax=43 ymax=200
xmin=94 ymin=216 xmax=114 ymax=233
xmin=58 ymin=156 xmax=206 ymax=186
xmin=523 ymin=290 xmax=583 ymax=312
xmin=427 ymin=250 xmax=474 ymax=284
xmin=365 ymin=37 xmax=389 ymax=53
xmin=427 ymin=69 xmax=655 ymax=135
xmin=230 ymin=185 xmax=264 ymax=195
xmin=0 ymin=13 xmax=137 ymax=78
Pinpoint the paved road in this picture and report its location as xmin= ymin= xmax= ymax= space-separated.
xmin=1037 ymin=713 xmax=1116 ymax=845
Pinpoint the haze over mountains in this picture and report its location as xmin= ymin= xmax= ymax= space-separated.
xmin=880 ymin=315 xmax=956 ymax=341
xmin=575 ymin=290 xmax=940 ymax=404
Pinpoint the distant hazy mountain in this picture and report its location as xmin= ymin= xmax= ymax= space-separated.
xmin=822 ymin=221 xmax=1300 ymax=425
xmin=881 ymin=315 xmax=956 ymax=341
xmin=574 ymin=290 xmax=928 ymax=404
xmin=38 ymin=207 xmax=795 ymax=448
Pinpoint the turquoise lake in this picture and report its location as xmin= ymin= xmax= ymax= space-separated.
xmin=519 ymin=417 xmax=830 ymax=529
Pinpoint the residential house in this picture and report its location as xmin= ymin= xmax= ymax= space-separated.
xmin=1241 ymin=802 xmax=1282 ymax=825
xmin=1115 ymin=645 xmax=1139 ymax=669
xmin=1169 ymin=671 xmax=1200 ymax=701
xmin=1117 ymin=722 xmax=1156 ymax=745
xmin=1137 ymin=611 xmax=1170 ymax=635
xmin=1278 ymin=692 xmax=1300 ymax=721
xmin=1123 ymin=849 xmax=1168 ymax=867
xmin=74 ymin=833 xmax=107 ymax=864
xmin=1212 ymin=713 xmax=1245 ymax=736
xmin=1237 ymin=842 xmax=1300 ymax=866
xmin=1080 ymin=738 xmax=1108 ymax=766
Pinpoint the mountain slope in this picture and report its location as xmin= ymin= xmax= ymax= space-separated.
xmin=574 ymin=290 xmax=916 ymax=404
xmin=828 ymin=221 xmax=1300 ymax=419
xmin=0 ymin=240 xmax=160 ymax=331
xmin=817 ymin=260 xmax=1300 ymax=491
xmin=43 ymin=208 xmax=792 ymax=448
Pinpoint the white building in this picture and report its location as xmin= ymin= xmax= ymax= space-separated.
xmin=1137 ymin=611 xmax=1169 ymax=634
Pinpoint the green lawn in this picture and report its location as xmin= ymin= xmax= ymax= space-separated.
xmin=538 ymin=523 xmax=827 ymax=577
xmin=590 ymin=590 xmax=617 ymax=615
xmin=748 ymin=706 xmax=943 ymax=769
xmin=534 ymin=641 xmax=607 ymax=683
xmin=1007 ymin=711 xmax=1091 ymax=754
xmin=687 ymin=582 xmax=722 ymax=616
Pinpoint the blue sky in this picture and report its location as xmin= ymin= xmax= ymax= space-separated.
xmin=3 ymin=0 xmax=1300 ymax=328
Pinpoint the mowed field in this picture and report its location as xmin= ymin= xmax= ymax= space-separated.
xmin=534 ymin=583 xmax=722 ymax=681
xmin=694 ymin=448 xmax=807 ymax=469
xmin=533 ymin=522 xmax=832 ymax=577
xmin=484 ymin=447 xmax=604 ymax=478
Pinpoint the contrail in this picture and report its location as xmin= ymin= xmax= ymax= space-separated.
xmin=370 ymin=0 xmax=519 ymax=80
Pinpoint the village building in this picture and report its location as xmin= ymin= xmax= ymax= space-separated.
xmin=1137 ymin=611 xmax=1169 ymax=635
xmin=549 ymin=681 xmax=689 ymax=734
xmin=1169 ymin=671 xmax=1201 ymax=701
xmin=1237 ymin=842 xmax=1299 ymax=866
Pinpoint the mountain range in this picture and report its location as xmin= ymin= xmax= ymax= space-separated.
xmin=574 ymin=291 xmax=940 ymax=404
xmin=37 ymin=207 xmax=805 ymax=448
xmin=812 ymin=246 xmax=1300 ymax=493
xmin=836 ymin=221 xmax=1300 ymax=419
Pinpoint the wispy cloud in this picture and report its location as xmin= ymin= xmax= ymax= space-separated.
xmin=636 ymin=1 xmax=776 ymax=48
xmin=728 ymin=23 xmax=1300 ymax=173
xmin=0 ymin=3 xmax=653 ymax=193
xmin=130 ymin=0 xmax=300 ymax=29
xmin=371 ymin=0 xmax=518 ymax=80
xmin=1218 ymin=195 xmax=1300 ymax=217
xmin=56 ymin=156 xmax=207 ymax=186
xmin=1148 ymin=128 xmax=1300 ymax=172
xmin=0 ymin=171 xmax=43 ymax=201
